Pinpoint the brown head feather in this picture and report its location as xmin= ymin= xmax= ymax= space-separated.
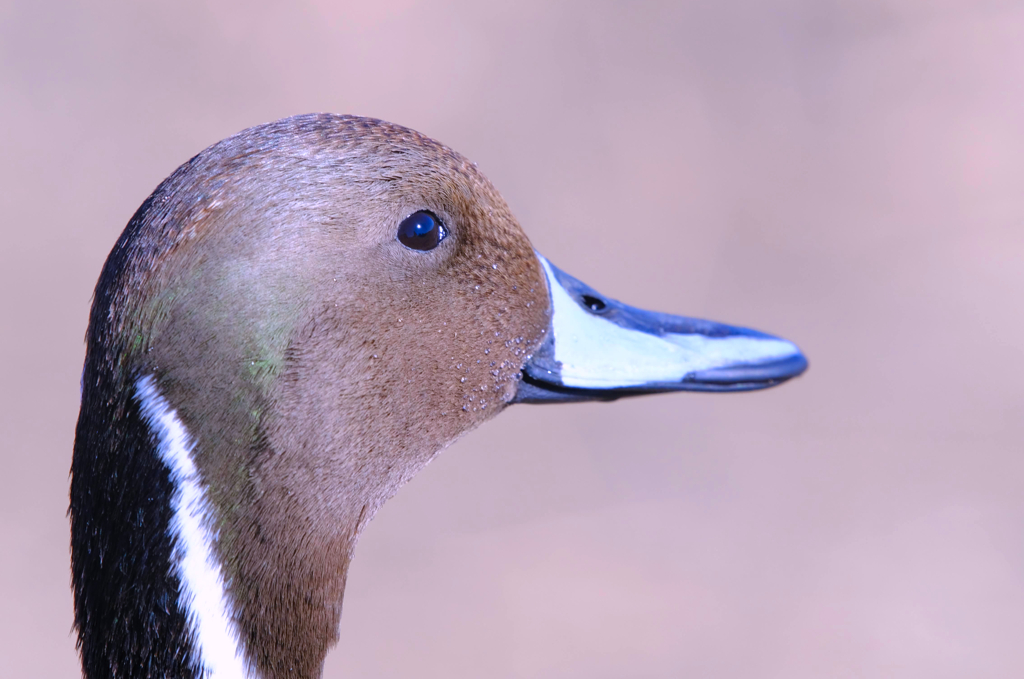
xmin=103 ymin=114 xmax=549 ymax=677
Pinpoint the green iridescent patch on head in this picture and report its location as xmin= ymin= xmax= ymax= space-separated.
xmin=246 ymin=358 xmax=279 ymax=382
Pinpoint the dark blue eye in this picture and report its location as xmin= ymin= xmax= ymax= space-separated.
xmin=397 ymin=210 xmax=448 ymax=251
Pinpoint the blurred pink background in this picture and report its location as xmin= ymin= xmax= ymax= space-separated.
xmin=3 ymin=1 xmax=1023 ymax=677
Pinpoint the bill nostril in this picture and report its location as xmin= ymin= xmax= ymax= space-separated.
xmin=581 ymin=295 xmax=606 ymax=313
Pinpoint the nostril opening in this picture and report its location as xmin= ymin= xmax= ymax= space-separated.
xmin=581 ymin=294 xmax=606 ymax=313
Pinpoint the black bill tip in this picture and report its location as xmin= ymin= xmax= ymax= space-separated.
xmin=684 ymin=352 xmax=808 ymax=388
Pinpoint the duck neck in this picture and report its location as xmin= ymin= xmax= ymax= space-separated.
xmin=71 ymin=372 xmax=358 ymax=679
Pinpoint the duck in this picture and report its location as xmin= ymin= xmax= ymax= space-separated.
xmin=71 ymin=113 xmax=807 ymax=679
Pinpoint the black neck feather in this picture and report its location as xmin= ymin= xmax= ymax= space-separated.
xmin=71 ymin=373 xmax=200 ymax=679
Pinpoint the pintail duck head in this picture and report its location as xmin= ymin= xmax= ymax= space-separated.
xmin=71 ymin=113 xmax=806 ymax=679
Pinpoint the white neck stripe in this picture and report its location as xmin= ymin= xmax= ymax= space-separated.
xmin=136 ymin=376 xmax=252 ymax=679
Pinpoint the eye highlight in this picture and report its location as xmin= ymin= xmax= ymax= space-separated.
xmin=397 ymin=210 xmax=448 ymax=251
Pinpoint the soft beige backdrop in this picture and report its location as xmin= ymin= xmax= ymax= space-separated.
xmin=3 ymin=1 xmax=1023 ymax=677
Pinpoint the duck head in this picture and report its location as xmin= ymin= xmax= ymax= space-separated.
xmin=71 ymin=114 xmax=806 ymax=679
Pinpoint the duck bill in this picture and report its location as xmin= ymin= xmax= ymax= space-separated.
xmin=513 ymin=254 xmax=808 ymax=404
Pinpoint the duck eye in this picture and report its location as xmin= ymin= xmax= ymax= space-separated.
xmin=397 ymin=210 xmax=448 ymax=251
